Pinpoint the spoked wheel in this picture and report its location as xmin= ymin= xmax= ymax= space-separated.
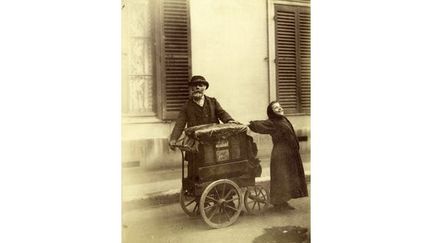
xmin=199 ymin=179 xmax=243 ymax=228
xmin=179 ymin=187 xmax=200 ymax=217
xmin=244 ymin=185 xmax=270 ymax=215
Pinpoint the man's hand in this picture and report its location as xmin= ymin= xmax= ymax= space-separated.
xmin=169 ymin=140 xmax=177 ymax=151
xmin=228 ymin=120 xmax=242 ymax=125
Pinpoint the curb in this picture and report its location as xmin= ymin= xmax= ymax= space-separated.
xmin=122 ymin=174 xmax=310 ymax=211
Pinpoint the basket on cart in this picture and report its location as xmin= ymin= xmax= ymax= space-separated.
xmin=174 ymin=123 xmax=270 ymax=228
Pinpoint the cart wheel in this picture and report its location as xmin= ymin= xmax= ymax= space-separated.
xmin=179 ymin=187 xmax=200 ymax=217
xmin=199 ymin=179 xmax=243 ymax=228
xmin=244 ymin=185 xmax=270 ymax=215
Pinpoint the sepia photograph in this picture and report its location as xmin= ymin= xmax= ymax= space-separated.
xmin=121 ymin=0 xmax=311 ymax=242
xmin=3 ymin=0 xmax=432 ymax=243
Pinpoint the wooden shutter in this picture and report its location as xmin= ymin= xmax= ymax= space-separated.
xmin=299 ymin=8 xmax=310 ymax=113
xmin=160 ymin=0 xmax=191 ymax=120
xmin=275 ymin=4 xmax=310 ymax=114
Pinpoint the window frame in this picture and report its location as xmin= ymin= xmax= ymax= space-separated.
xmin=121 ymin=0 xmax=158 ymax=119
xmin=267 ymin=0 xmax=310 ymax=116
xmin=122 ymin=0 xmax=191 ymax=123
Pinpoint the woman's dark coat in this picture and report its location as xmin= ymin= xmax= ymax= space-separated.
xmin=249 ymin=118 xmax=308 ymax=204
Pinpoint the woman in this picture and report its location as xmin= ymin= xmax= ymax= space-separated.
xmin=248 ymin=101 xmax=308 ymax=210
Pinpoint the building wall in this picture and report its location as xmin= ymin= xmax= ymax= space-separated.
xmin=189 ymin=0 xmax=269 ymax=123
xmin=122 ymin=0 xmax=310 ymax=170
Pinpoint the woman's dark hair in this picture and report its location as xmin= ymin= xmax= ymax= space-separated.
xmin=267 ymin=101 xmax=283 ymax=120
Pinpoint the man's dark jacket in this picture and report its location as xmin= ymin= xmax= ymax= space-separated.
xmin=170 ymin=95 xmax=233 ymax=141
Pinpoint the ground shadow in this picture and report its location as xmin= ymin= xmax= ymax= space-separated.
xmin=253 ymin=225 xmax=310 ymax=243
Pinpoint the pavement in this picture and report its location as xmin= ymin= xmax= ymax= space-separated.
xmin=122 ymin=154 xmax=310 ymax=210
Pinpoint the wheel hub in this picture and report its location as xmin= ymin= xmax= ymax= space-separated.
xmin=217 ymin=199 xmax=226 ymax=205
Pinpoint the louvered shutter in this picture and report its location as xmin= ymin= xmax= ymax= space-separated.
xmin=299 ymin=8 xmax=310 ymax=113
xmin=275 ymin=5 xmax=310 ymax=114
xmin=160 ymin=0 xmax=191 ymax=119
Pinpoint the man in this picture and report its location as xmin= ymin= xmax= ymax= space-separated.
xmin=169 ymin=75 xmax=238 ymax=150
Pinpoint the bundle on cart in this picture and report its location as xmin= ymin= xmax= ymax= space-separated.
xmin=185 ymin=123 xmax=248 ymax=142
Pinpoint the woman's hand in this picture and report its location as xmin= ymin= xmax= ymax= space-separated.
xmin=227 ymin=120 xmax=242 ymax=125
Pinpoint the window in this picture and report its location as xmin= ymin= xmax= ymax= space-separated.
xmin=274 ymin=4 xmax=310 ymax=114
xmin=122 ymin=0 xmax=191 ymax=120
xmin=122 ymin=0 xmax=157 ymax=117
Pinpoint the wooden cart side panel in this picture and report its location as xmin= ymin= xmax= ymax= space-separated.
xmin=197 ymin=160 xmax=250 ymax=182
xmin=198 ymin=133 xmax=248 ymax=166
xmin=183 ymin=132 xmax=259 ymax=196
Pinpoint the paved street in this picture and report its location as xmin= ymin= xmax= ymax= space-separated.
xmin=122 ymin=185 xmax=310 ymax=243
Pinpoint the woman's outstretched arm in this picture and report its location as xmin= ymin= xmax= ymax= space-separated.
xmin=248 ymin=119 xmax=274 ymax=134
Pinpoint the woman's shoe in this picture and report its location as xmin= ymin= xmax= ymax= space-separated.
xmin=283 ymin=202 xmax=295 ymax=210
xmin=273 ymin=202 xmax=295 ymax=211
